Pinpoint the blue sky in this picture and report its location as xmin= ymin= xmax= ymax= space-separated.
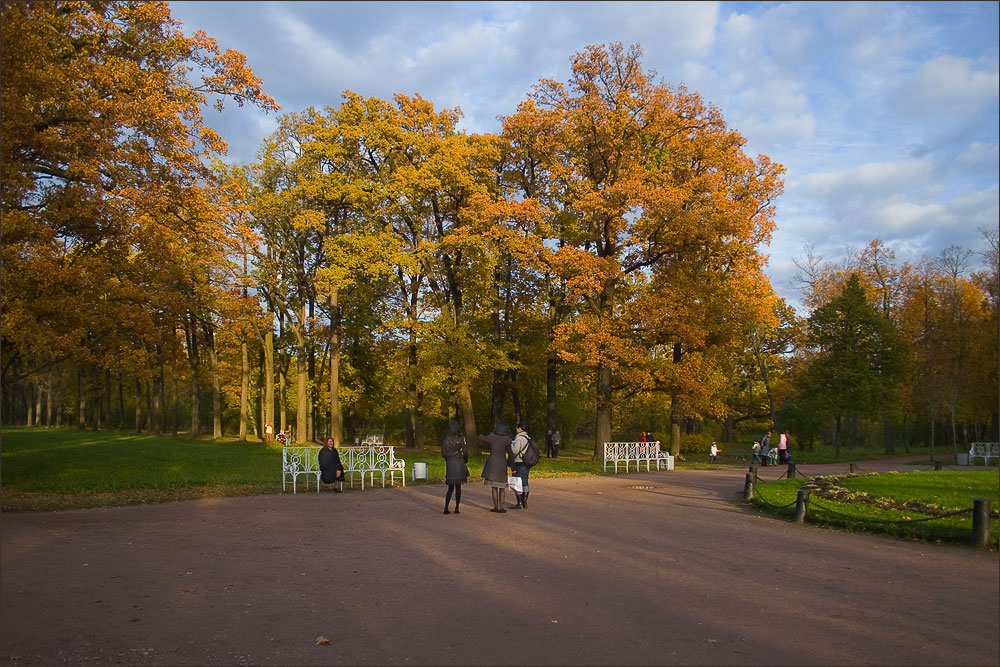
xmin=169 ymin=1 xmax=999 ymax=311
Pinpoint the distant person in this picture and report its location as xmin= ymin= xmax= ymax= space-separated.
xmin=760 ymin=430 xmax=772 ymax=467
xmin=752 ymin=441 xmax=762 ymax=465
xmin=710 ymin=441 xmax=719 ymax=464
xmin=441 ymin=420 xmax=469 ymax=514
xmin=777 ymin=430 xmax=788 ymax=464
xmin=478 ymin=421 xmax=514 ymax=513
xmin=318 ymin=437 xmax=344 ymax=493
xmin=551 ymin=429 xmax=562 ymax=458
xmin=639 ymin=432 xmax=647 ymax=443
xmin=546 ymin=429 xmax=555 ymax=458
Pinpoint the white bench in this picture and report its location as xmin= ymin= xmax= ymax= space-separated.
xmin=969 ymin=442 xmax=999 ymax=466
xmin=603 ymin=441 xmax=675 ymax=473
xmin=282 ymin=445 xmax=406 ymax=493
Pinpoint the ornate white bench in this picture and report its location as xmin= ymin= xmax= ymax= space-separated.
xmin=603 ymin=441 xmax=674 ymax=473
xmin=282 ymin=445 xmax=406 ymax=493
xmin=969 ymin=442 xmax=999 ymax=466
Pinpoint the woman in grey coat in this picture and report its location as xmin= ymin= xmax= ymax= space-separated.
xmin=441 ymin=420 xmax=469 ymax=514
xmin=478 ymin=421 xmax=513 ymax=513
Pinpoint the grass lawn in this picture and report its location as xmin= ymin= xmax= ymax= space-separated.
xmin=0 ymin=427 xmax=609 ymax=511
xmin=3 ymin=425 xmax=997 ymax=552
xmin=752 ymin=471 xmax=1000 ymax=549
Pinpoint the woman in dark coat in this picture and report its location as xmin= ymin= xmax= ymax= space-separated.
xmin=478 ymin=421 xmax=513 ymax=513
xmin=441 ymin=420 xmax=469 ymax=514
xmin=318 ymin=437 xmax=344 ymax=492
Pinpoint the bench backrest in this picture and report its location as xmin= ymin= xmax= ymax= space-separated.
xmin=604 ymin=441 xmax=663 ymax=459
xmin=337 ymin=445 xmax=402 ymax=471
xmin=282 ymin=445 xmax=403 ymax=473
xmin=283 ymin=446 xmax=321 ymax=473
xmin=969 ymin=442 xmax=999 ymax=456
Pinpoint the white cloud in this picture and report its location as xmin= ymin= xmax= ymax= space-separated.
xmin=893 ymin=55 xmax=999 ymax=118
xmin=800 ymin=160 xmax=936 ymax=202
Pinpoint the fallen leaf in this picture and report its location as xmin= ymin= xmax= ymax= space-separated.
xmin=315 ymin=636 xmax=331 ymax=646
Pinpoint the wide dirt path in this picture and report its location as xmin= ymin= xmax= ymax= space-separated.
xmin=2 ymin=462 xmax=998 ymax=666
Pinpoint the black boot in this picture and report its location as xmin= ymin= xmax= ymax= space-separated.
xmin=511 ymin=492 xmax=523 ymax=509
xmin=522 ymin=491 xmax=528 ymax=509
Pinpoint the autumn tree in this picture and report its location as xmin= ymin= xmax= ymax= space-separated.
xmin=506 ymin=43 xmax=784 ymax=457
xmin=1 ymin=0 xmax=277 ymax=428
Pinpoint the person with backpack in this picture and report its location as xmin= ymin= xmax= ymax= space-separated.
xmin=510 ymin=422 xmax=538 ymax=509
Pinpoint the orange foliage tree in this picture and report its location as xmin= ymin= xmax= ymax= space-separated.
xmin=503 ymin=43 xmax=785 ymax=456
xmin=1 ymin=1 xmax=277 ymax=429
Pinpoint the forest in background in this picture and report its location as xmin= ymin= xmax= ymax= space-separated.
xmin=3 ymin=2 xmax=997 ymax=458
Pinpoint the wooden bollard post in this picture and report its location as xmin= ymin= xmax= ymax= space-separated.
xmin=934 ymin=460 xmax=943 ymax=471
xmin=794 ymin=488 xmax=810 ymax=524
xmin=787 ymin=462 xmax=796 ymax=479
xmin=849 ymin=463 xmax=856 ymax=474
xmin=749 ymin=464 xmax=758 ymax=484
xmin=743 ymin=472 xmax=755 ymax=502
xmin=972 ymin=498 xmax=991 ymax=548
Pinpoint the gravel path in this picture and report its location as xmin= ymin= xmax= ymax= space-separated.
xmin=2 ymin=461 xmax=998 ymax=666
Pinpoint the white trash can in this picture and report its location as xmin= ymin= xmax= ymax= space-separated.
xmin=956 ymin=453 xmax=969 ymax=466
xmin=412 ymin=461 xmax=428 ymax=480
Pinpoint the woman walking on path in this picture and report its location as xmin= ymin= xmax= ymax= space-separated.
xmin=478 ymin=421 xmax=514 ymax=513
xmin=441 ymin=420 xmax=470 ymax=514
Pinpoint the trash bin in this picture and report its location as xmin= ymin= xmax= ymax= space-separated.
xmin=956 ymin=453 xmax=969 ymax=466
xmin=412 ymin=461 xmax=428 ymax=480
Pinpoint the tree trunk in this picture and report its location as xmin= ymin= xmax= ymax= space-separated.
xmin=546 ymin=354 xmax=558 ymax=436
xmin=509 ymin=370 xmax=522 ymax=425
xmin=329 ymin=288 xmax=343 ymax=446
xmin=134 ymin=377 xmax=143 ymax=434
xmin=171 ymin=375 xmax=179 ymax=437
xmin=239 ymin=339 xmax=249 ymax=441
xmin=187 ymin=319 xmax=200 ymax=437
xmin=594 ymin=361 xmax=612 ymax=459
xmin=117 ymin=372 xmax=125 ymax=430
xmin=104 ymin=368 xmax=112 ymax=431
xmin=295 ymin=304 xmax=308 ymax=444
xmin=491 ymin=368 xmax=505 ymax=427
xmin=77 ymin=367 xmax=86 ymax=429
xmin=834 ymin=414 xmax=842 ymax=458
xmin=458 ymin=380 xmax=479 ymax=456
xmin=207 ymin=330 xmax=222 ymax=439
xmin=46 ymin=369 xmax=55 ymax=427
xmin=264 ymin=321 xmax=275 ymax=437
xmin=150 ymin=367 xmax=161 ymax=434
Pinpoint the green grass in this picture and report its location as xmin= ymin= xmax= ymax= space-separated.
xmin=0 ymin=427 xmax=611 ymax=511
xmin=4 ymin=425 xmax=997 ymax=551
xmin=752 ymin=471 xmax=1000 ymax=549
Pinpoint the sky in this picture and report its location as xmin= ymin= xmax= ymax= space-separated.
xmin=169 ymin=0 xmax=999 ymax=312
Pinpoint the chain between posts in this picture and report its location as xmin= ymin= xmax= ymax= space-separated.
xmin=746 ymin=473 xmax=994 ymax=547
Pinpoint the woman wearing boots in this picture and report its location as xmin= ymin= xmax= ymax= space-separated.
xmin=510 ymin=422 xmax=532 ymax=509
xmin=478 ymin=421 xmax=513 ymax=513
xmin=441 ymin=420 xmax=469 ymax=514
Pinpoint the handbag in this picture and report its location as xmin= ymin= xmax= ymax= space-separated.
xmin=507 ymin=475 xmax=523 ymax=493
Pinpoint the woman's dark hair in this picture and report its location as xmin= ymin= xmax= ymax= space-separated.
xmin=494 ymin=421 xmax=509 ymax=436
xmin=517 ymin=421 xmax=529 ymax=433
xmin=447 ymin=420 xmax=461 ymax=436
